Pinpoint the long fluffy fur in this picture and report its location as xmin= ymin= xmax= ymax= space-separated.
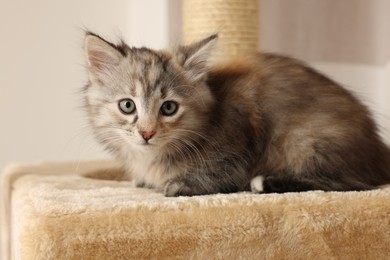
xmin=83 ymin=33 xmax=390 ymax=196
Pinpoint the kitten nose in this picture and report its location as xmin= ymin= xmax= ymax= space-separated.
xmin=140 ymin=130 xmax=156 ymax=141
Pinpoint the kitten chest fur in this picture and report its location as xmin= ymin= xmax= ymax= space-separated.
xmin=123 ymin=151 xmax=183 ymax=188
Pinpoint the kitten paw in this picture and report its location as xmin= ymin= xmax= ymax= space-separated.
xmin=135 ymin=180 xmax=154 ymax=189
xmin=263 ymin=175 xmax=318 ymax=193
xmin=135 ymin=180 xmax=147 ymax=188
xmin=164 ymin=180 xmax=194 ymax=197
xmin=263 ymin=175 xmax=285 ymax=193
xmin=250 ymin=176 xmax=265 ymax=193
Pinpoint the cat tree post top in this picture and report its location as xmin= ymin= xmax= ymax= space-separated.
xmin=183 ymin=0 xmax=260 ymax=64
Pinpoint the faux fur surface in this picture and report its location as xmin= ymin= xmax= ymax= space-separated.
xmin=2 ymin=161 xmax=390 ymax=259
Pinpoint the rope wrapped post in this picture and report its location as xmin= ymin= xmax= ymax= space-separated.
xmin=183 ymin=0 xmax=260 ymax=64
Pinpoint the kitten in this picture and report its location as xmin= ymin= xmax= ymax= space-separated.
xmin=83 ymin=32 xmax=390 ymax=196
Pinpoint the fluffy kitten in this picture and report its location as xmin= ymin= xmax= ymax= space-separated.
xmin=83 ymin=32 xmax=390 ymax=196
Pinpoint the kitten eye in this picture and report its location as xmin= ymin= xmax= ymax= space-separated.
xmin=118 ymin=99 xmax=136 ymax=114
xmin=160 ymin=101 xmax=178 ymax=116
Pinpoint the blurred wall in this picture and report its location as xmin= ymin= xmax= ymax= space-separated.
xmin=260 ymin=0 xmax=390 ymax=65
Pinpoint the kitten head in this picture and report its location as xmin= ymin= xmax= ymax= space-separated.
xmin=83 ymin=33 xmax=217 ymax=157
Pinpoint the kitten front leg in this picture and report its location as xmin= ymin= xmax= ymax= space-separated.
xmin=163 ymin=175 xmax=214 ymax=197
xmin=163 ymin=169 xmax=249 ymax=197
xmin=164 ymin=179 xmax=196 ymax=197
xmin=134 ymin=179 xmax=156 ymax=189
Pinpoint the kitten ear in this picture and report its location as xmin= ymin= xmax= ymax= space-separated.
xmin=175 ymin=34 xmax=218 ymax=81
xmin=84 ymin=34 xmax=123 ymax=79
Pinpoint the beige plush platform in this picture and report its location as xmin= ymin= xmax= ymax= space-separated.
xmin=2 ymin=161 xmax=390 ymax=259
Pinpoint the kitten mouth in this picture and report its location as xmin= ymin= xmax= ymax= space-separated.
xmin=141 ymin=141 xmax=155 ymax=146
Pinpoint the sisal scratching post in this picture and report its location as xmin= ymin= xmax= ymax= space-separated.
xmin=183 ymin=0 xmax=260 ymax=64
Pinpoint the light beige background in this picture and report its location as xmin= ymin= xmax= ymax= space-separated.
xmin=1 ymin=0 xmax=389 ymax=171
xmin=261 ymin=0 xmax=390 ymax=65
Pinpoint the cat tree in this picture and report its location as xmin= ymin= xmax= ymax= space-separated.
xmin=2 ymin=0 xmax=390 ymax=259
xmin=183 ymin=0 xmax=259 ymax=63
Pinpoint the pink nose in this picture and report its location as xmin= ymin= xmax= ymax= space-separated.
xmin=140 ymin=130 xmax=156 ymax=141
